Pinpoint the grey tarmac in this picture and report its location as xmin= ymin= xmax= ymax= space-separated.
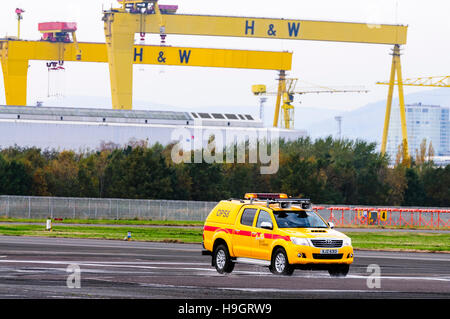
xmin=0 ymin=236 xmax=449 ymax=299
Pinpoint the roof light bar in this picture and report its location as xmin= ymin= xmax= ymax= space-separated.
xmin=244 ymin=193 xmax=288 ymax=200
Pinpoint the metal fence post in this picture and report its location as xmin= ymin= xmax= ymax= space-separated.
xmin=186 ymin=201 xmax=189 ymax=220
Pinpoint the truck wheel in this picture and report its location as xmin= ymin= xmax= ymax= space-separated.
xmin=270 ymin=248 xmax=294 ymax=276
xmin=213 ymin=244 xmax=235 ymax=274
xmin=328 ymin=264 xmax=349 ymax=277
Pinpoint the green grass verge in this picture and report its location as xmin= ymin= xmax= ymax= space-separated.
xmin=0 ymin=224 xmax=202 ymax=243
xmin=348 ymin=231 xmax=450 ymax=252
xmin=0 ymin=224 xmax=449 ymax=252
xmin=0 ymin=217 xmax=203 ymax=226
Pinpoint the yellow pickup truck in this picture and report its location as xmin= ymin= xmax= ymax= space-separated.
xmin=202 ymin=193 xmax=353 ymax=277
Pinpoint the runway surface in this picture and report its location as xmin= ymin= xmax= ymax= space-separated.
xmin=0 ymin=235 xmax=449 ymax=299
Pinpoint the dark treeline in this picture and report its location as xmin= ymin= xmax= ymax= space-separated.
xmin=0 ymin=137 xmax=448 ymax=207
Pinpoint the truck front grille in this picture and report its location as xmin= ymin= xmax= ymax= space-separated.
xmin=310 ymin=239 xmax=343 ymax=248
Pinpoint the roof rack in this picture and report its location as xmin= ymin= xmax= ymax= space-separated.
xmin=265 ymin=198 xmax=312 ymax=209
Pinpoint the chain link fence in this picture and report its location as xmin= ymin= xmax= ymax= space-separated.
xmin=0 ymin=196 xmax=448 ymax=228
xmin=0 ymin=196 xmax=217 ymax=221
xmin=314 ymin=205 xmax=449 ymax=228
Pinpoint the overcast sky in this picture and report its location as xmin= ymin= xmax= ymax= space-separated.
xmin=1 ymin=0 xmax=449 ymax=118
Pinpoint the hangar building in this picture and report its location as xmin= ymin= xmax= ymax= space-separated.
xmin=0 ymin=105 xmax=306 ymax=151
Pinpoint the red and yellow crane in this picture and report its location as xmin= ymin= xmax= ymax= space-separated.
xmin=103 ymin=0 xmax=407 ymax=110
xmin=0 ymin=6 xmax=292 ymax=106
xmin=2 ymin=0 xmax=408 ymax=129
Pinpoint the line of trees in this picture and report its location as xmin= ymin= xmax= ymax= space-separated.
xmin=0 ymin=137 xmax=448 ymax=207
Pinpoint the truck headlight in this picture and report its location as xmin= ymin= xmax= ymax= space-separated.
xmin=343 ymin=238 xmax=352 ymax=247
xmin=291 ymin=237 xmax=309 ymax=246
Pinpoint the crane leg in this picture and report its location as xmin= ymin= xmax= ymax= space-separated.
xmin=381 ymin=46 xmax=397 ymax=155
xmin=381 ymin=44 xmax=410 ymax=167
xmin=282 ymin=103 xmax=292 ymax=129
xmin=104 ymin=13 xmax=135 ymax=110
xmin=1 ymin=45 xmax=28 ymax=106
xmin=273 ymin=70 xmax=285 ymax=127
xmin=393 ymin=45 xmax=410 ymax=167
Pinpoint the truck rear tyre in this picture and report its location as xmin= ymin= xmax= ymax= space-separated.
xmin=328 ymin=264 xmax=349 ymax=277
xmin=213 ymin=244 xmax=235 ymax=274
xmin=270 ymin=248 xmax=294 ymax=276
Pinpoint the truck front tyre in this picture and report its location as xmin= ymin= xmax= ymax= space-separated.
xmin=270 ymin=248 xmax=294 ymax=276
xmin=328 ymin=264 xmax=350 ymax=277
xmin=213 ymin=244 xmax=235 ymax=274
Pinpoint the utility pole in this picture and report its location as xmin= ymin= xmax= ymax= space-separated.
xmin=259 ymin=96 xmax=267 ymax=122
xmin=335 ymin=116 xmax=342 ymax=139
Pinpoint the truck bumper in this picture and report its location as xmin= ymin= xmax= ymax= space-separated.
xmin=287 ymin=246 xmax=354 ymax=266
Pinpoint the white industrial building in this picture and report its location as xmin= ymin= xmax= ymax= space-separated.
xmin=386 ymin=103 xmax=450 ymax=161
xmin=0 ymin=105 xmax=306 ymax=152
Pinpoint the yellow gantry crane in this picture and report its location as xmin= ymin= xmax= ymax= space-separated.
xmin=103 ymin=0 xmax=407 ymax=110
xmin=252 ymin=76 xmax=368 ymax=129
xmin=0 ymin=9 xmax=292 ymax=106
xmin=1 ymin=0 xmax=408 ymax=116
xmin=377 ymin=73 xmax=450 ymax=167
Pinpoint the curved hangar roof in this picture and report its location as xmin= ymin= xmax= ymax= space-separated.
xmin=0 ymin=105 xmax=261 ymax=127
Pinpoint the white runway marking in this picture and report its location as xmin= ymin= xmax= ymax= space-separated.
xmin=1 ymin=259 xmax=449 ymax=282
xmin=83 ymin=261 xmax=209 ymax=265
xmin=0 ymin=259 xmax=215 ymax=272
xmin=347 ymin=274 xmax=450 ymax=282
xmin=355 ymin=253 xmax=450 ymax=262
xmin=219 ymin=287 xmax=391 ymax=294
xmin=0 ymin=238 xmax=199 ymax=252
xmin=138 ymin=282 xmax=395 ymax=295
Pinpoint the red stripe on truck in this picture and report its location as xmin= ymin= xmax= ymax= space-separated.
xmin=204 ymin=226 xmax=289 ymax=242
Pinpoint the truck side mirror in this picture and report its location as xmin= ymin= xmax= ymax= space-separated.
xmin=260 ymin=221 xmax=273 ymax=230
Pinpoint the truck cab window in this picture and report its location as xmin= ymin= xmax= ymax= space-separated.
xmin=240 ymin=208 xmax=257 ymax=226
xmin=256 ymin=210 xmax=273 ymax=228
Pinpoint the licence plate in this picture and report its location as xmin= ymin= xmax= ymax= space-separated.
xmin=320 ymin=249 xmax=338 ymax=254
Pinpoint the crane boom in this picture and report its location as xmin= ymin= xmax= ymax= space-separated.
xmin=252 ymin=78 xmax=368 ymax=129
xmin=376 ymin=76 xmax=450 ymax=87
xmin=105 ymin=9 xmax=407 ymax=44
xmin=0 ymin=39 xmax=292 ymax=106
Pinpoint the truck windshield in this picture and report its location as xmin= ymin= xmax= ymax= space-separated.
xmin=273 ymin=210 xmax=329 ymax=228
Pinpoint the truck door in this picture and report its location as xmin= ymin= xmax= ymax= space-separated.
xmin=253 ymin=209 xmax=276 ymax=261
xmin=232 ymin=208 xmax=257 ymax=258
